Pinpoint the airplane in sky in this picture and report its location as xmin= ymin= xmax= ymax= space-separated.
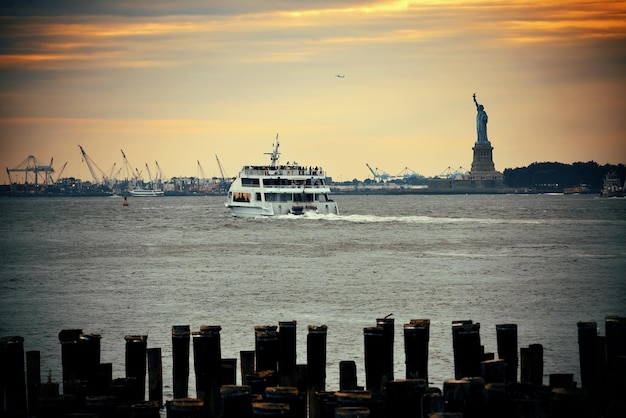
xmin=335 ymin=74 xmax=345 ymax=78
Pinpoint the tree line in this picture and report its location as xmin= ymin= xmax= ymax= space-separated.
xmin=503 ymin=161 xmax=625 ymax=191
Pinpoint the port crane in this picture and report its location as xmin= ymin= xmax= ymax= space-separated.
xmin=365 ymin=163 xmax=391 ymax=182
xmin=6 ymin=155 xmax=55 ymax=188
xmin=215 ymin=154 xmax=230 ymax=192
xmin=439 ymin=166 xmax=469 ymax=179
xmin=79 ymin=145 xmax=109 ymax=185
xmin=397 ymin=167 xmax=423 ymax=180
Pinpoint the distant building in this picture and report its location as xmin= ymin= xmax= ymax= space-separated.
xmin=429 ymin=94 xmax=505 ymax=192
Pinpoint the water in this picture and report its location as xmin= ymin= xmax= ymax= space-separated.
xmin=1 ymin=193 xmax=625 ymax=399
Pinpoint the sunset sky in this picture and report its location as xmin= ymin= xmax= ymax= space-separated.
xmin=1 ymin=0 xmax=625 ymax=184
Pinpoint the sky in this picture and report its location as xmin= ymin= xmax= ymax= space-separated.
xmin=1 ymin=0 xmax=625 ymax=184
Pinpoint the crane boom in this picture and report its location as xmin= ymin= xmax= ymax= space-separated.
xmin=79 ymin=145 xmax=107 ymax=184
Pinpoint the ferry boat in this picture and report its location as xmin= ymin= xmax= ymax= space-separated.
xmin=600 ymin=171 xmax=625 ymax=198
xmin=129 ymin=188 xmax=164 ymax=197
xmin=225 ymin=136 xmax=339 ymax=217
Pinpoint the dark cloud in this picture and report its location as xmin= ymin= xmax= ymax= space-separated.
xmin=0 ymin=0 xmax=361 ymax=17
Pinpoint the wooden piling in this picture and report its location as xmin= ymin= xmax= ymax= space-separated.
xmin=404 ymin=319 xmax=430 ymax=381
xmin=252 ymin=401 xmax=290 ymax=417
xmin=339 ymin=361 xmax=358 ymax=391
xmin=255 ymin=325 xmax=279 ymax=375
xmin=1 ymin=336 xmax=28 ymax=417
xmin=451 ymin=321 xmax=482 ymax=379
xmin=166 ymin=398 xmax=204 ymax=418
xmin=480 ymin=359 xmax=506 ymax=384
xmin=125 ymin=334 xmax=148 ymax=402
xmin=495 ymin=324 xmax=518 ymax=383
xmin=193 ymin=325 xmax=222 ymax=418
xmin=577 ymin=321 xmax=598 ymax=391
xmin=520 ymin=344 xmax=543 ymax=386
xmin=147 ymin=347 xmax=162 ymax=407
xmin=384 ymin=379 xmax=427 ymax=418
xmin=58 ymin=329 xmax=101 ymax=395
xmin=334 ymin=406 xmax=370 ymax=417
xmin=241 ymin=350 xmax=256 ymax=385
xmin=26 ymin=350 xmax=41 ymax=416
xmin=222 ymin=358 xmax=237 ymax=385
xmin=278 ymin=321 xmax=298 ymax=387
xmin=363 ymin=326 xmax=384 ymax=396
xmin=171 ymin=325 xmax=190 ymax=399
xmin=375 ymin=316 xmax=394 ymax=386
xmin=266 ymin=386 xmax=305 ymax=418
xmin=221 ymin=385 xmax=253 ymax=418
xmin=307 ymin=325 xmax=328 ymax=418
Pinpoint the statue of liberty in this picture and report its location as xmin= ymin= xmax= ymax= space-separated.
xmin=473 ymin=93 xmax=488 ymax=143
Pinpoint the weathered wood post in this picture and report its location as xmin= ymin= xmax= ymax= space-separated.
xmin=495 ymin=324 xmax=517 ymax=383
xmin=58 ymin=329 xmax=101 ymax=395
xmin=26 ymin=350 xmax=41 ymax=416
xmin=480 ymin=359 xmax=506 ymax=384
xmin=255 ymin=325 xmax=279 ymax=375
xmin=147 ymin=347 xmax=163 ymax=407
xmin=339 ymin=360 xmax=358 ymax=391
xmin=363 ymin=326 xmax=384 ymax=396
xmin=404 ymin=319 xmax=430 ymax=381
xmin=605 ymin=315 xmax=626 ymax=391
xmin=172 ymin=325 xmax=191 ymax=399
xmin=307 ymin=325 xmax=328 ymax=418
xmin=125 ymin=334 xmax=148 ymax=402
xmin=520 ymin=343 xmax=543 ymax=386
xmin=577 ymin=321 xmax=598 ymax=390
xmin=221 ymin=358 xmax=237 ymax=385
xmin=166 ymin=398 xmax=204 ymax=417
xmin=278 ymin=321 xmax=297 ymax=387
xmin=220 ymin=385 xmax=253 ymax=418
xmin=384 ymin=378 xmax=427 ymax=418
xmin=266 ymin=386 xmax=305 ymax=418
xmin=240 ymin=351 xmax=255 ymax=386
xmin=376 ymin=316 xmax=395 ymax=387
xmin=193 ymin=325 xmax=222 ymax=418
xmin=451 ymin=321 xmax=482 ymax=379
xmin=1 ymin=336 xmax=27 ymax=417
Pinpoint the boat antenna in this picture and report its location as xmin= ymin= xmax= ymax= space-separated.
xmin=266 ymin=133 xmax=281 ymax=168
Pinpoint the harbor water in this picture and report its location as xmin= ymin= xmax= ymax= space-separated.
xmin=1 ymin=193 xmax=625 ymax=399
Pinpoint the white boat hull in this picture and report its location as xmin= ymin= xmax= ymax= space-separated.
xmin=130 ymin=189 xmax=164 ymax=197
xmin=226 ymin=201 xmax=339 ymax=218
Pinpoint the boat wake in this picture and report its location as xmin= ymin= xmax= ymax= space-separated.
xmin=275 ymin=212 xmax=544 ymax=224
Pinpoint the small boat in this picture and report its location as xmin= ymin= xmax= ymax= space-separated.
xmin=129 ymin=188 xmax=164 ymax=197
xmin=600 ymin=171 xmax=625 ymax=198
xmin=225 ymin=135 xmax=339 ymax=217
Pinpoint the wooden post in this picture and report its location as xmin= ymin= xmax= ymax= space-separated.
xmin=125 ymin=334 xmax=148 ymax=402
xmin=384 ymin=379 xmax=427 ymax=418
xmin=577 ymin=321 xmax=598 ymax=390
xmin=404 ymin=319 xmax=430 ymax=381
xmin=278 ymin=321 xmax=297 ymax=387
xmin=221 ymin=358 xmax=237 ymax=385
xmin=172 ymin=325 xmax=190 ymax=399
xmin=481 ymin=359 xmax=506 ymax=384
xmin=340 ymin=360 xmax=358 ymax=391
xmin=240 ymin=351 xmax=255 ymax=386
xmin=520 ymin=344 xmax=543 ymax=386
xmin=376 ymin=316 xmax=395 ymax=387
xmin=26 ymin=350 xmax=41 ymax=416
xmin=495 ymin=324 xmax=518 ymax=383
xmin=451 ymin=321 xmax=481 ymax=379
xmin=193 ymin=325 xmax=222 ymax=418
xmin=1 ymin=336 xmax=27 ymax=417
xmin=147 ymin=347 xmax=163 ymax=407
xmin=363 ymin=326 xmax=384 ymax=396
xmin=307 ymin=325 xmax=328 ymax=418
xmin=255 ymin=325 xmax=279 ymax=375
xmin=220 ymin=385 xmax=252 ymax=418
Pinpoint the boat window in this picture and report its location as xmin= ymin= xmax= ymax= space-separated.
xmin=242 ymin=178 xmax=260 ymax=187
xmin=233 ymin=192 xmax=251 ymax=202
xmin=256 ymin=193 xmax=262 ymax=201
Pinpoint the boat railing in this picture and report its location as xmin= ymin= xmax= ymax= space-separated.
xmin=241 ymin=167 xmax=325 ymax=177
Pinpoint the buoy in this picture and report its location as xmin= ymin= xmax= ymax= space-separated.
xmin=123 ymin=196 xmax=129 ymax=206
